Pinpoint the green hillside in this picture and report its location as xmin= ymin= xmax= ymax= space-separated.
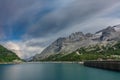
xmin=41 ymin=42 xmax=120 ymax=61
xmin=0 ymin=45 xmax=21 ymax=62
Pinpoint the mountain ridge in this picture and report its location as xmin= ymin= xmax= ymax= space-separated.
xmin=33 ymin=24 xmax=120 ymax=61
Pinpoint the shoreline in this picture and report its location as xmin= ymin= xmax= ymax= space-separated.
xmin=0 ymin=62 xmax=22 ymax=64
xmin=0 ymin=61 xmax=84 ymax=64
xmin=26 ymin=61 xmax=84 ymax=64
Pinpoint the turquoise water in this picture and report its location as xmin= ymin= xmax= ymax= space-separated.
xmin=0 ymin=63 xmax=120 ymax=80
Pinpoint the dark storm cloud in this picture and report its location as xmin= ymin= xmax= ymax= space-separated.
xmin=0 ymin=0 xmax=36 ymax=39
xmin=0 ymin=0 xmax=37 ymax=24
xmin=26 ymin=0 xmax=120 ymax=38
xmin=0 ymin=0 xmax=120 ymax=39
xmin=0 ymin=0 xmax=56 ymax=39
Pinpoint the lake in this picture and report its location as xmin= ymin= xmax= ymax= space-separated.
xmin=0 ymin=63 xmax=120 ymax=80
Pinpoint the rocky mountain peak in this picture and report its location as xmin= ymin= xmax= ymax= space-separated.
xmin=69 ymin=32 xmax=84 ymax=38
xmin=104 ymin=26 xmax=116 ymax=32
xmin=85 ymin=33 xmax=93 ymax=37
xmin=95 ymin=26 xmax=116 ymax=41
xmin=113 ymin=24 xmax=120 ymax=32
xmin=113 ymin=24 xmax=120 ymax=27
xmin=67 ymin=32 xmax=85 ymax=41
xmin=96 ymin=26 xmax=116 ymax=34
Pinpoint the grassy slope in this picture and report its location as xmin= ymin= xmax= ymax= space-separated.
xmin=0 ymin=45 xmax=21 ymax=62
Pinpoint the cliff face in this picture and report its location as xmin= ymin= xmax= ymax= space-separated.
xmin=33 ymin=24 xmax=120 ymax=61
xmin=0 ymin=45 xmax=21 ymax=62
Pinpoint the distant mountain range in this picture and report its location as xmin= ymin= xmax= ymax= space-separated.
xmin=0 ymin=45 xmax=21 ymax=63
xmin=33 ymin=24 xmax=120 ymax=61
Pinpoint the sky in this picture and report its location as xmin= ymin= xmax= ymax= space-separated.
xmin=1 ymin=0 xmax=120 ymax=59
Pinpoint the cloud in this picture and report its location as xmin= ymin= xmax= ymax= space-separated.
xmin=25 ymin=0 xmax=120 ymax=38
xmin=0 ymin=0 xmax=57 ymax=39
xmin=66 ymin=17 xmax=120 ymax=34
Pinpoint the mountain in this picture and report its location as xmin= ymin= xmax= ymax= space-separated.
xmin=33 ymin=24 xmax=120 ymax=61
xmin=41 ymin=42 xmax=120 ymax=61
xmin=95 ymin=26 xmax=120 ymax=41
xmin=0 ymin=45 xmax=21 ymax=63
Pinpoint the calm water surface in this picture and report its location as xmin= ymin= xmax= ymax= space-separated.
xmin=0 ymin=63 xmax=120 ymax=80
